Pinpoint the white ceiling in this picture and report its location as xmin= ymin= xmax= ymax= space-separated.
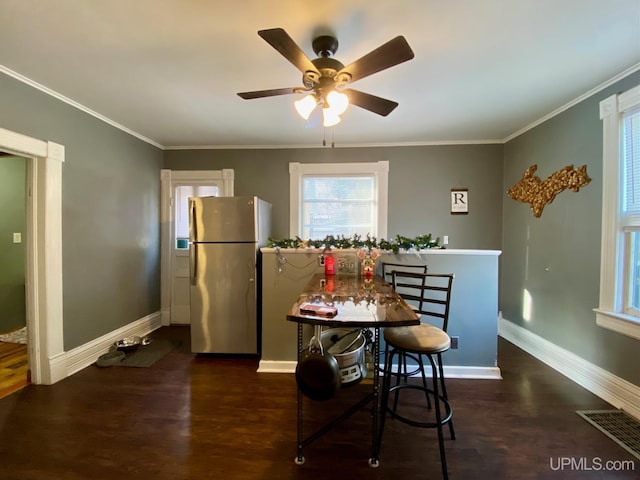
xmin=0 ymin=0 xmax=638 ymax=149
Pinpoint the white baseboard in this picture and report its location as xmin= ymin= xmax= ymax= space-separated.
xmin=257 ymin=360 xmax=297 ymax=373
xmin=160 ymin=308 xmax=171 ymax=327
xmin=443 ymin=365 xmax=502 ymax=379
xmin=47 ymin=351 xmax=69 ymax=385
xmin=499 ymin=317 xmax=640 ymax=421
xmin=258 ymin=360 xmax=502 ymax=379
xmin=65 ymin=311 xmax=163 ymax=377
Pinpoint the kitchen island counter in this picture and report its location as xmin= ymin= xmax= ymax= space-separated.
xmin=260 ymin=248 xmax=501 ymax=379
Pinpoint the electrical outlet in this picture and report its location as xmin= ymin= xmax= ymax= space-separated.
xmin=13 ymin=233 xmax=22 ymax=243
xmin=443 ymin=235 xmax=449 ymax=245
xmin=450 ymin=336 xmax=459 ymax=349
xmin=318 ymin=255 xmax=325 ymax=266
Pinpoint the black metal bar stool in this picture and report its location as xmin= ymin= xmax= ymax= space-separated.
xmin=378 ymin=271 xmax=456 ymax=480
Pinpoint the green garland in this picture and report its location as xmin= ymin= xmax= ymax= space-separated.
xmin=267 ymin=233 xmax=441 ymax=254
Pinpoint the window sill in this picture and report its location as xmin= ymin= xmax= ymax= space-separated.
xmin=594 ymin=308 xmax=640 ymax=340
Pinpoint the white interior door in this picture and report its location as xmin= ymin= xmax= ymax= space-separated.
xmin=160 ymin=170 xmax=234 ymax=326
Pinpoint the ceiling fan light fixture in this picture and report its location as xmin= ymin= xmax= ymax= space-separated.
xmin=322 ymin=107 xmax=341 ymax=127
xmin=294 ymin=94 xmax=318 ymax=120
xmin=326 ymin=90 xmax=349 ymax=116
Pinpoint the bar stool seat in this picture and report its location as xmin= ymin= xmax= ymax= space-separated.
xmin=384 ymin=324 xmax=450 ymax=353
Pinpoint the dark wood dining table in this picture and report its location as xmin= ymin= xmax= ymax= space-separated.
xmin=286 ymin=273 xmax=420 ymax=467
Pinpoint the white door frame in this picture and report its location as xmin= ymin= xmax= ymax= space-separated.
xmin=0 ymin=127 xmax=65 ymax=385
xmin=160 ymin=169 xmax=234 ymax=326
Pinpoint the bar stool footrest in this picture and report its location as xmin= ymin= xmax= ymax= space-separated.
xmin=386 ymin=384 xmax=453 ymax=429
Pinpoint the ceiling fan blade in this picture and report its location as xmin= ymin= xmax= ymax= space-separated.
xmin=237 ymin=87 xmax=302 ymax=99
xmin=258 ymin=28 xmax=319 ymax=75
xmin=338 ymin=36 xmax=414 ymax=83
xmin=344 ymin=89 xmax=398 ymax=116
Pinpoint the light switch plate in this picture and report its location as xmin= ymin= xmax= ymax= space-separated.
xmin=13 ymin=232 xmax=22 ymax=243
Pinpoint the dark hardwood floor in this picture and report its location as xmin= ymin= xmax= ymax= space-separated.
xmin=0 ymin=326 xmax=636 ymax=479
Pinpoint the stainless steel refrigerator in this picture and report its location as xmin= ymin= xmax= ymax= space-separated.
xmin=189 ymin=196 xmax=272 ymax=354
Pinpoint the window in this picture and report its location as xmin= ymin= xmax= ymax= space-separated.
xmin=289 ymin=161 xmax=388 ymax=239
xmin=622 ymin=108 xmax=640 ymax=314
xmin=596 ymin=85 xmax=640 ymax=340
xmin=174 ymin=185 xmax=219 ymax=248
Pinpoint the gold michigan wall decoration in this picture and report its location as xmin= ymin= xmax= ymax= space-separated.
xmin=507 ymin=164 xmax=591 ymax=218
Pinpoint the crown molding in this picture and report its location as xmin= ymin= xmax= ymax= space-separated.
xmin=0 ymin=64 xmax=163 ymax=149
xmin=503 ymin=63 xmax=640 ymax=143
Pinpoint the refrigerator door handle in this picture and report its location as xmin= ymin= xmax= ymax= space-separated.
xmin=189 ymin=199 xmax=198 ymax=286
xmin=190 ymin=243 xmax=198 ymax=286
xmin=190 ymin=199 xmax=198 ymax=242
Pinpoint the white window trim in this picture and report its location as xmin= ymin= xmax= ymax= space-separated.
xmin=289 ymin=161 xmax=389 ymax=239
xmin=595 ymin=85 xmax=640 ymax=340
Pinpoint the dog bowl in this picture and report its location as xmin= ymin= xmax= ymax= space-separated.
xmin=114 ymin=336 xmax=141 ymax=352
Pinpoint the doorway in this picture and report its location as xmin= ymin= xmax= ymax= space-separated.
xmin=0 ymin=153 xmax=28 ymax=397
xmin=160 ymin=169 xmax=234 ymax=326
xmin=0 ymin=127 xmax=65 ymax=386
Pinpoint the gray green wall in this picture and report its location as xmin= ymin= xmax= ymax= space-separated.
xmin=0 ymin=73 xmax=163 ymax=350
xmin=0 ymin=156 xmax=26 ymax=332
xmin=164 ymin=144 xmax=504 ymax=249
xmin=502 ymin=71 xmax=640 ymax=386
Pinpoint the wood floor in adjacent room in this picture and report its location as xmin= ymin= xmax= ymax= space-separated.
xmin=0 ymin=326 xmax=636 ymax=480
xmin=0 ymin=341 xmax=28 ymax=400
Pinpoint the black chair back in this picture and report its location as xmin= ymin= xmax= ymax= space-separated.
xmin=391 ymin=271 xmax=454 ymax=332
xmin=381 ymin=262 xmax=427 ymax=284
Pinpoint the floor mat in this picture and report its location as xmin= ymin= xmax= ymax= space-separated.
xmin=576 ymin=409 xmax=640 ymax=460
xmin=0 ymin=326 xmax=27 ymax=345
xmin=112 ymin=339 xmax=180 ymax=368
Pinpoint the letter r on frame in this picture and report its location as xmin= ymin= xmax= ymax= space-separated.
xmin=451 ymin=189 xmax=469 ymax=214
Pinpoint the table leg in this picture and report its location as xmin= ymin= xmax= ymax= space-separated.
xmin=369 ymin=327 xmax=381 ymax=468
xmin=295 ymin=322 xmax=305 ymax=465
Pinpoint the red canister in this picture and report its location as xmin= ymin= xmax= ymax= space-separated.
xmin=324 ymin=255 xmax=335 ymax=275
xmin=325 ymin=276 xmax=335 ymax=292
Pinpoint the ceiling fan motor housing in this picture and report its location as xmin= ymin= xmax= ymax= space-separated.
xmin=306 ymin=57 xmax=349 ymax=88
xmin=304 ymin=35 xmax=351 ymax=91
xmin=312 ymin=35 xmax=339 ymax=57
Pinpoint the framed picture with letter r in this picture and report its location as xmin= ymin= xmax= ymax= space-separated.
xmin=451 ymin=188 xmax=468 ymax=214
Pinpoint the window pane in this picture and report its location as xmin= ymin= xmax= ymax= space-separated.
xmin=175 ymin=185 xmax=219 ymax=247
xmin=630 ymin=231 xmax=640 ymax=312
xmin=302 ymin=176 xmax=375 ymax=239
xmin=623 ymin=109 xmax=640 ymax=316
xmin=622 ymin=108 xmax=640 ymax=216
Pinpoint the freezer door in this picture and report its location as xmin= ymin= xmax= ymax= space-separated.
xmin=190 ymin=243 xmax=258 ymax=353
xmin=189 ymin=196 xmax=257 ymax=243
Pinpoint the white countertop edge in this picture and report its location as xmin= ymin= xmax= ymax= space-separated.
xmin=260 ymin=247 xmax=501 ymax=256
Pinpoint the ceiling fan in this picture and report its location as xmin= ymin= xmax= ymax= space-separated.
xmin=237 ymin=28 xmax=414 ymax=127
